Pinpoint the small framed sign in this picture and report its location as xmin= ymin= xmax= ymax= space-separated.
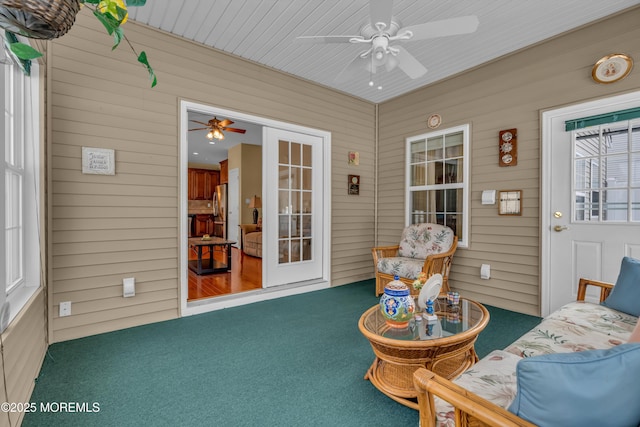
xmin=498 ymin=190 xmax=522 ymax=216
xmin=348 ymin=175 xmax=360 ymax=195
xmin=82 ymin=147 xmax=115 ymax=175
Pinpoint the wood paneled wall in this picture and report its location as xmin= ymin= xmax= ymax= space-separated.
xmin=49 ymin=10 xmax=375 ymax=342
xmin=377 ymin=7 xmax=640 ymax=316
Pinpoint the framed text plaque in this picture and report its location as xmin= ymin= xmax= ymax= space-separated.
xmin=82 ymin=147 xmax=115 ymax=175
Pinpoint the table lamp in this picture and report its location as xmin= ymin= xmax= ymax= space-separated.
xmin=248 ymin=195 xmax=262 ymax=224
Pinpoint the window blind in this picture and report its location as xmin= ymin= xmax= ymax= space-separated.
xmin=564 ymin=106 xmax=640 ymax=131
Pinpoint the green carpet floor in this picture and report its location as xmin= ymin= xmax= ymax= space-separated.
xmin=23 ymin=280 xmax=540 ymax=427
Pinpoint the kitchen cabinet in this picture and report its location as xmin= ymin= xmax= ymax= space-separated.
xmin=193 ymin=214 xmax=215 ymax=237
xmin=188 ymin=168 xmax=220 ymax=200
xmin=219 ymin=159 xmax=228 ymax=184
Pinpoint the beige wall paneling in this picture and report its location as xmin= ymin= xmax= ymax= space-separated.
xmin=50 ymin=10 xmax=375 ymax=341
xmin=2 ymin=290 xmax=47 ymax=426
xmin=377 ymin=7 xmax=640 ymax=316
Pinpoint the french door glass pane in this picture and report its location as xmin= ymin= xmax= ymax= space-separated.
xmin=278 ymin=139 xmax=312 ymax=264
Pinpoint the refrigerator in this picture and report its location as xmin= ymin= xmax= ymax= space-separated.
xmin=212 ymin=184 xmax=227 ymax=240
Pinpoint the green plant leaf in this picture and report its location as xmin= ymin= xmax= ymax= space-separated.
xmin=138 ymin=51 xmax=157 ymax=88
xmin=80 ymin=0 xmax=101 ymax=4
xmin=111 ymin=27 xmax=124 ymax=50
xmin=125 ymin=0 xmax=146 ymax=6
xmin=9 ymin=42 xmax=43 ymax=60
xmin=92 ymin=8 xmax=118 ymax=35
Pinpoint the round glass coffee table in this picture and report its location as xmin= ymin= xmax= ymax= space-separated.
xmin=358 ymin=297 xmax=489 ymax=409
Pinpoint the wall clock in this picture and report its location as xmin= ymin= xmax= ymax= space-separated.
xmin=499 ymin=128 xmax=517 ymax=167
xmin=592 ymin=54 xmax=633 ymax=84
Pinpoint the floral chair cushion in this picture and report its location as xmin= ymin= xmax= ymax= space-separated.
xmin=376 ymin=257 xmax=424 ymax=280
xmin=434 ymin=350 xmax=523 ymax=427
xmin=398 ymin=223 xmax=454 ymax=259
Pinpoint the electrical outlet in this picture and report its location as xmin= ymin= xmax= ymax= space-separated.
xmin=59 ymin=301 xmax=71 ymax=317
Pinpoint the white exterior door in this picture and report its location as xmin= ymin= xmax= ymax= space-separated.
xmin=227 ymin=168 xmax=239 ymax=246
xmin=543 ymin=93 xmax=640 ymax=315
xmin=263 ymin=127 xmax=325 ymax=287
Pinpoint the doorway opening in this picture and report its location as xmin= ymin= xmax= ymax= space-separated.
xmin=179 ymin=100 xmax=332 ymax=317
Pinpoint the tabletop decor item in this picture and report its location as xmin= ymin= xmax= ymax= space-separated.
xmin=380 ymin=275 xmax=415 ymax=328
xmin=447 ymin=291 xmax=460 ymax=306
xmin=0 ymin=0 xmax=156 ymax=86
xmin=416 ymin=273 xmax=443 ymax=311
xmin=592 ymin=53 xmax=633 ymax=84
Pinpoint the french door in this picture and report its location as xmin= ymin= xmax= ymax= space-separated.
xmin=263 ymin=127 xmax=324 ymax=287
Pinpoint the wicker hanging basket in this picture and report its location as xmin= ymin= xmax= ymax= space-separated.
xmin=0 ymin=0 xmax=80 ymax=40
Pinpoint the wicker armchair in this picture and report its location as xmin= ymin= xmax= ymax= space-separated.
xmin=372 ymin=223 xmax=457 ymax=296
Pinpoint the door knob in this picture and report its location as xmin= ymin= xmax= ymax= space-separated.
xmin=554 ymin=225 xmax=569 ymax=232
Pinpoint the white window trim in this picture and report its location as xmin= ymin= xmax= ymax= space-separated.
xmin=405 ymin=124 xmax=470 ymax=248
xmin=1 ymin=43 xmax=41 ymax=326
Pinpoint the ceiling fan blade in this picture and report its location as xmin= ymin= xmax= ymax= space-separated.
xmin=394 ymin=46 xmax=427 ymax=79
xmin=402 ymin=15 xmax=479 ymax=41
xmin=369 ymin=0 xmax=394 ymax=29
xmin=219 ymin=119 xmax=233 ymax=127
xmin=225 ymin=128 xmax=246 ymax=134
xmin=189 ymin=127 xmax=209 ymax=131
xmin=297 ymin=35 xmax=362 ymax=44
xmin=335 ymin=52 xmax=370 ymax=83
xmin=190 ymin=120 xmax=209 ymax=126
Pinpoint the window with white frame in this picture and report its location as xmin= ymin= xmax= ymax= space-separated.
xmin=406 ymin=124 xmax=469 ymax=247
xmin=1 ymin=37 xmax=41 ymax=326
xmin=573 ymin=121 xmax=640 ymax=222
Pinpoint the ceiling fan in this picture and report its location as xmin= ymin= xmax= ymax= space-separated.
xmin=189 ymin=117 xmax=246 ymax=141
xmin=297 ymin=0 xmax=479 ymax=82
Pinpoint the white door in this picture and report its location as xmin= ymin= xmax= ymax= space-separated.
xmin=543 ymin=94 xmax=640 ymax=315
xmin=227 ymin=168 xmax=239 ymax=246
xmin=263 ymin=127 xmax=324 ymax=287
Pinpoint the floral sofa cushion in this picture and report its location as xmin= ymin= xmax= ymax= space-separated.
xmin=505 ymin=303 xmax=634 ymax=358
xmin=433 ymin=300 xmax=637 ymax=427
xmin=433 ymin=350 xmax=522 ymax=427
xmin=397 ymin=223 xmax=454 ymax=259
xmin=376 ymin=257 xmax=424 ymax=280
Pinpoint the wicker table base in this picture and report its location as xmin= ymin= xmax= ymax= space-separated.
xmin=358 ymin=299 xmax=489 ymax=409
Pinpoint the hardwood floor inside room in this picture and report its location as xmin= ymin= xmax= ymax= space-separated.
xmin=188 ymin=247 xmax=262 ymax=300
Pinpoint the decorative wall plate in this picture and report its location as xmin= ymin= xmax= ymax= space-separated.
xmin=592 ymin=54 xmax=633 ymax=84
xmin=427 ymin=114 xmax=441 ymax=129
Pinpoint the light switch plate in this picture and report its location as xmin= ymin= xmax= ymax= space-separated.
xmin=60 ymin=301 xmax=71 ymax=317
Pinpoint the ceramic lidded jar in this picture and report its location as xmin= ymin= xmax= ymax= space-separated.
xmin=379 ymin=276 xmax=416 ymax=328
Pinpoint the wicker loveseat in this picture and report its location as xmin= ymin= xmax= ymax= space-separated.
xmin=372 ymin=223 xmax=457 ymax=297
xmin=413 ymin=272 xmax=640 ymax=427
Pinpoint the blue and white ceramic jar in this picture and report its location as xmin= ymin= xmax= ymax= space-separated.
xmin=379 ymin=276 xmax=416 ymax=328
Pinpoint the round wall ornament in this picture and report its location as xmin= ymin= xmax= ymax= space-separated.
xmin=427 ymin=114 xmax=441 ymax=129
xmin=592 ymin=54 xmax=633 ymax=84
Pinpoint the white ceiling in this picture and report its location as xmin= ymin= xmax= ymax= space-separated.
xmin=129 ymin=0 xmax=640 ymax=104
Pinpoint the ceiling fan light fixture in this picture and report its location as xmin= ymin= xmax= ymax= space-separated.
xmin=213 ymin=129 xmax=224 ymax=140
xmin=206 ymin=130 xmax=215 ymax=140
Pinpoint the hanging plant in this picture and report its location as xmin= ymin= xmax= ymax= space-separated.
xmin=0 ymin=0 xmax=156 ymax=87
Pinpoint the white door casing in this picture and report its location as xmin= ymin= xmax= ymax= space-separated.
xmin=227 ymin=168 xmax=239 ymax=246
xmin=541 ymin=91 xmax=640 ymax=316
xmin=180 ymin=100 xmax=331 ymax=316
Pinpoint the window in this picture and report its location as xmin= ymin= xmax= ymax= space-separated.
xmin=573 ymin=120 xmax=640 ymax=222
xmin=1 ymin=37 xmax=40 ymax=325
xmin=406 ymin=124 xmax=469 ymax=247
